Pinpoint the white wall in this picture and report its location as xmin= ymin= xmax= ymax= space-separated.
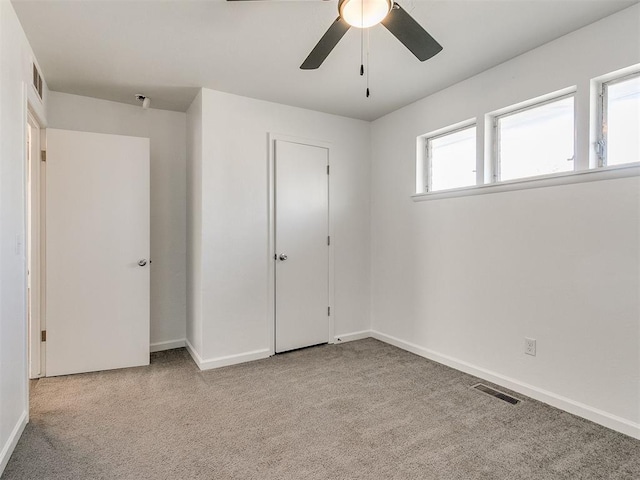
xmin=0 ymin=0 xmax=48 ymax=473
xmin=370 ymin=5 xmax=640 ymax=438
xmin=46 ymin=92 xmax=187 ymax=349
xmin=186 ymin=88 xmax=371 ymax=365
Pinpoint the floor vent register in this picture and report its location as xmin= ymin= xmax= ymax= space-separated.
xmin=471 ymin=383 xmax=521 ymax=405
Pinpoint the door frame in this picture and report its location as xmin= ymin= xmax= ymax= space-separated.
xmin=26 ymin=107 xmax=46 ymax=378
xmin=267 ymin=133 xmax=335 ymax=355
xmin=25 ymin=105 xmax=44 ymax=379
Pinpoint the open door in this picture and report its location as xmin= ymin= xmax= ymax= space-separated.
xmin=45 ymin=129 xmax=150 ymax=376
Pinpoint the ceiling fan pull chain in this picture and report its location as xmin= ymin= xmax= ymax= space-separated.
xmin=366 ymin=27 xmax=371 ymax=98
xmin=360 ymin=0 xmax=364 ymax=76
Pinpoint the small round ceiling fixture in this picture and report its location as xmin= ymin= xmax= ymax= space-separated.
xmin=135 ymin=94 xmax=150 ymax=109
xmin=339 ymin=0 xmax=392 ymax=28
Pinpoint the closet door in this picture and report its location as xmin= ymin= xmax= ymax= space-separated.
xmin=274 ymin=139 xmax=329 ymax=353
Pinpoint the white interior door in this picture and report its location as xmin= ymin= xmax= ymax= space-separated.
xmin=45 ymin=129 xmax=150 ymax=376
xmin=275 ymin=140 xmax=329 ymax=353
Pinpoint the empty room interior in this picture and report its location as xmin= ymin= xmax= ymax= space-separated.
xmin=1 ymin=0 xmax=639 ymax=478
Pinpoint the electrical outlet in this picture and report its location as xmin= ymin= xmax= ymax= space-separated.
xmin=525 ymin=338 xmax=536 ymax=356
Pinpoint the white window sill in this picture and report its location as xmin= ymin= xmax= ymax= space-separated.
xmin=412 ymin=163 xmax=640 ymax=202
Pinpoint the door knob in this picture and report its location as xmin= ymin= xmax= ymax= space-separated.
xmin=278 ymin=254 xmax=288 ymax=261
xmin=138 ymin=259 xmax=148 ymax=266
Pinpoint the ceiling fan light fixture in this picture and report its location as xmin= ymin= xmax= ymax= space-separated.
xmin=339 ymin=0 xmax=392 ymax=29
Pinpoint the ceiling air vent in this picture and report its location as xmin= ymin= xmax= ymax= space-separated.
xmin=32 ymin=63 xmax=43 ymax=100
xmin=471 ymin=383 xmax=521 ymax=405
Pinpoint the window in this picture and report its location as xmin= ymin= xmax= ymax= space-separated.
xmin=600 ymin=72 xmax=640 ymax=167
xmin=495 ymin=94 xmax=575 ymax=182
xmin=414 ymin=67 xmax=640 ymax=200
xmin=425 ymin=125 xmax=476 ymax=192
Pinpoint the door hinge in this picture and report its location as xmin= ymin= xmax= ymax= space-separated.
xmin=326 ymin=165 xmax=330 ymax=175
xmin=328 ymin=306 xmax=330 ymax=316
xmin=41 ymin=330 xmax=46 ymax=342
xmin=40 ymin=150 xmax=46 ymax=162
xmin=327 ymin=236 xmax=330 ymax=246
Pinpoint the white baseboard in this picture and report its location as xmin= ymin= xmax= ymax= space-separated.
xmin=334 ymin=330 xmax=371 ymax=343
xmin=370 ymin=330 xmax=640 ymax=440
xmin=184 ymin=338 xmax=204 ymax=366
xmin=150 ymin=338 xmax=186 ymax=353
xmin=0 ymin=410 xmax=27 ymax=476
xmin=185 ymin=339 xmax=271 ymax=371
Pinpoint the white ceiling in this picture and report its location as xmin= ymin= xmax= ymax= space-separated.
xmin=12 ymin=0 xmax=638 ymax=121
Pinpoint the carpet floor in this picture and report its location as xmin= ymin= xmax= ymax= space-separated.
xmin=3 ymin=338 xmax=639 ymax=479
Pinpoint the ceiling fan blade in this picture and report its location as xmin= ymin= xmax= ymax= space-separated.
xmin=300 ymin=17 xmax=350 ymax=70
xmin=381 ymin=3 xmax=442 ymax=62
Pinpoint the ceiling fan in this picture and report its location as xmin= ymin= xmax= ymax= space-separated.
xmin=228 ymin=0 xmax=443 ymax=70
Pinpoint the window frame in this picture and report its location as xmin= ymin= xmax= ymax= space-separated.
xmin=423 ymin=122 xmax=477 ymax=193
xmin=492 ymin=92 xmax=576 ymax=183
xmin=597 ymin=70 xmax=640 ymax=167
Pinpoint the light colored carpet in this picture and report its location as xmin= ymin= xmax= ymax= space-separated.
xmin=3 ymin=338 xmax=639 ymax=479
